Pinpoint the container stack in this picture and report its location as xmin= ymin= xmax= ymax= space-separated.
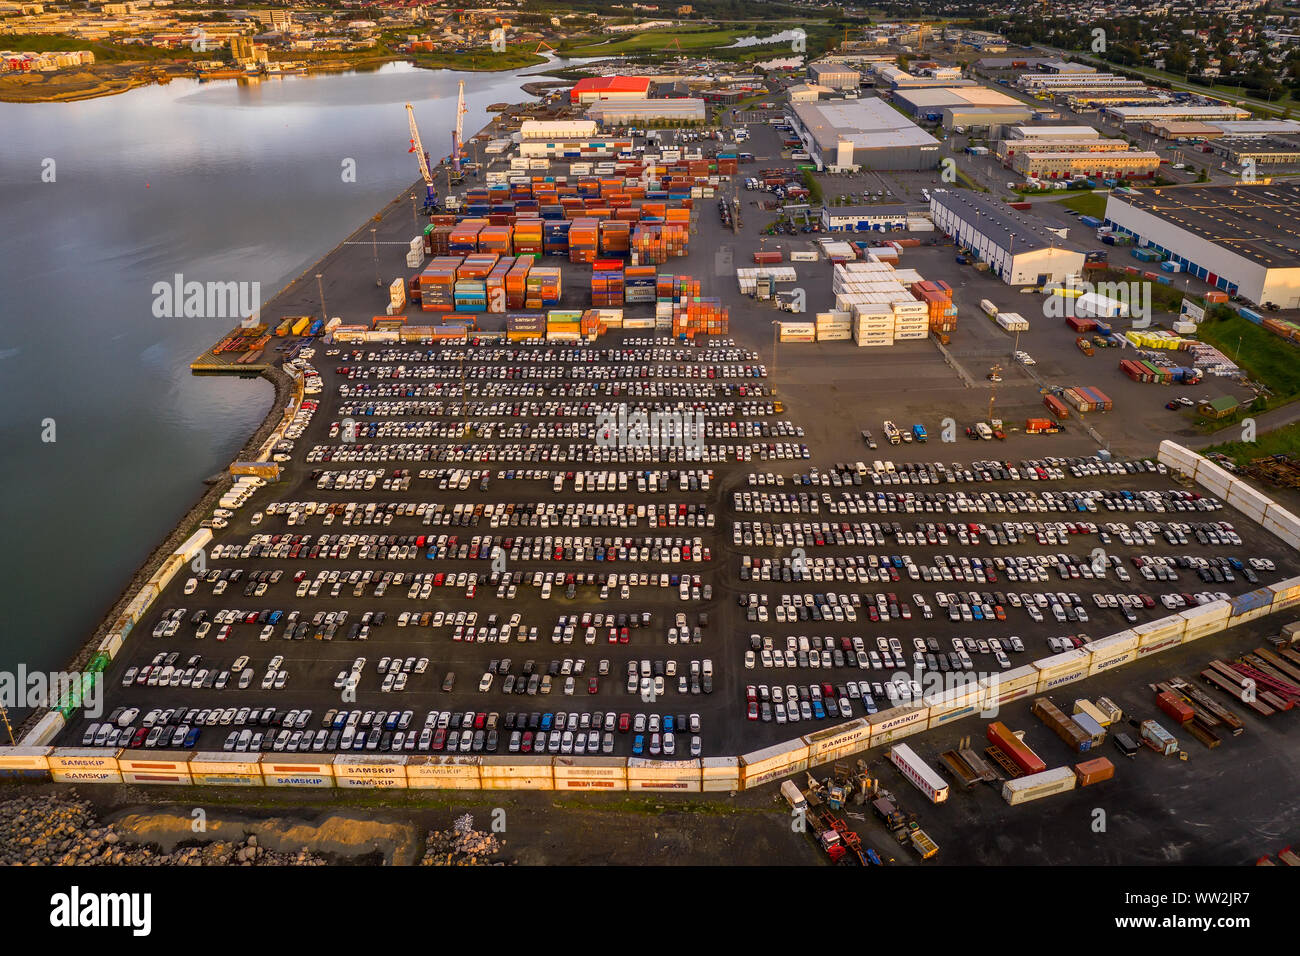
xmin=506 ymin=313 xmax=545 ymax=341
xmin=568 ymin=218 xmax=599 ymax=263
xmin=449 ymin=220 xmax=485 ymax=254
xmin=388 ymin=277 xmax=406 ymax=313
xmin=543 ymin=220 xmax=571 ymax=256
xmin=911 ymin=280 xmax=956 ymax=334
xmin=506 ymin=258 xmax=531 ymax=309
xmin=996 ymin=312 xmax=1029 ymax=332
xmin=599 ymin=220 xmax=631 ymax=257
xmin=485 ymin=257 xmax=515 ymax=313
xmin=778 ymin=321 xmax=816 ymax=343
xmin=892 ymin=300 xmax=928 ymax=341
xmin=852 ymin=303 xmax=895 ymax=347
xmin=419 ymin=257 xmax=461 ymax=312
xmin=513 ymin=219 xmax=543 ymax=257
xmin=407 ymin=237 xmax=425 ymax=269
xmin=815 ymin=311 xmax=852 ymax=341
xmin=478 ymin=224 xmax=513 ymax=256
xmin=1063 ymin=386 xmax=1113 ymax=413
xmin=454 ymin=254 xmax=497 ymax=313
xmin=591 ymin=260 xmax=625 ymax=307
xmin=671 ymin=297 xmax=729 ymax=338
xmin=623 ymin=265 xmax=657 ymax=304
xmin=546 ymin=311 xmax=582 ymax=342
xmin=525 ymin=267 xmax=562 ymax=308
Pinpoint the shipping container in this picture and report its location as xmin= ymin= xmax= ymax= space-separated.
xmin=1156 ymin=691 xmax=1195 ymax=726
xmin=1074 ymin=756 xmax=1115 ymax=786
xmin=987 ymin=721 xmax=1047 ymax=775
xmin=1139 ymin=719 xmax=1178 ymax=756
xmin=1002 ymin=766 xmax=1077 ymax=805
xmin=1032 ymin=697 xmax=1092 ymax=753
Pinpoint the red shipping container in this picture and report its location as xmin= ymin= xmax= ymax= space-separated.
xmin=1074 ymin=757 xmax=1115 ymax=786
xmin=1066 ymin=316 xmax=1096 ymax=333
xmin=987 ymin=722 xmax=1047 ymax=775
xmin=1156 ymin=691 xmax=1195 ymax=725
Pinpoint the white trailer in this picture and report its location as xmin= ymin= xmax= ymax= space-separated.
xmin=889 ymin=743 xmax=949 ymax=804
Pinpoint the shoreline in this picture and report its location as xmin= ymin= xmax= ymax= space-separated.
xmin=0 ymin=53 xmax=554 ymax=105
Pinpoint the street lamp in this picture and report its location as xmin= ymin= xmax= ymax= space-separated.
xmin=372 ymin=228 xmax=382 ymax=288
xmin=771 ymin=320 xmax=780 ymax=397
xmin=316 ymin=273 xmax=327 ymax=324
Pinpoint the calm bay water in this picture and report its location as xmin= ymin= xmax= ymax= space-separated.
xmin=0 ymin=61 xmax=552 ymax=683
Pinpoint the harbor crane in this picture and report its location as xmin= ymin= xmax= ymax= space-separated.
xmin=405 ymin=102 xmax=439 ymax=214
xmin=449 ymin=79 xmax=469 ymax=185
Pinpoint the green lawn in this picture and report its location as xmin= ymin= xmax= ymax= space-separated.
xmin=1205 ymin=421 xmax=1300 ymax=468
xmin=0 ymin=32 xmax=189 ymax=63
xmin=1059 ymin=192 xmax=1109 ymax=218
xmin=1197 ymin=311 xmax=1300 ymax=400
xmin=558 ymin=27 xmax=752 ymax=55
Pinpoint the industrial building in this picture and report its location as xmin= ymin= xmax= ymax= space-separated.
xmin=1209 ymin=138 xmax=1300 ymax=166
xmin=940 ymin=105 xmax=1034 ymax=133
xmin=569 ymin=76 xmax=651 ymax=105
xmin=875 ymin=66 xmax=978 ymax=90
xmin=996 ymin=137 xmax=1128 ymax=164
xmin=890 ymin=86 xmax=1031 ymax=128
xmin=1017 ymin=73 xmax=1149 ymax=93
xmin=586 ymin=98 xmax=707 ymax=127
xmin=1011 ymin=149 xmax=1160 ymax=179
xmin=1144 ymin=120 xmax=1226 ymax=141
xmin=1005 ymin=125 xmax=1101 ymax=141
xmin=788 ymin=83 xmax=832 ymax=102
xmin=1034 ymin=59 xmax=1097 ymax=74
xmin=787 ymin=98 xmax=940 ymax=171
xmin=1104 ymin=104 xmax=1252 ymax=125
xmin=820 ymin=203 xmax=930 ymax=232
xmin=1102 ymin=184 xmax=1300 ymax=308
xmin=1209 ymin=120 xmax=1300 ymax=139
xmin=929 ymin=188 xmax=1087 ymax=285
xmin=808 ymin=62 xmax=861 ymax=91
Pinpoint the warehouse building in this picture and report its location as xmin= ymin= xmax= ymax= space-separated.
xmin=1104 ymin=104 xmax=1251 ymax=125
xmin=1011 ymin=149 xmax=1160 ymax=179
xmin=1018 ymin=73 xmax=1149 ymax=93
xmin=808 ymin=62 xmax=861 ymax=90
xmin=569 ymin=76 xmax=651 ymax=105
xmin=929 ymin=188 xmax=1086 ymax=285
xmin=1208 ymin=119 xmax=1300 ymax=139
xmin=1102 ymin=184 xmax=1300 ymax=308
xmin=821 ymin=203 xmax=930 ymax=232
xmin=890 ymin=85 xmax=1029 ymax=126
xmin=788 ymin=83 xmax=832 ymax=102
xmin=1034 ymin=59 xmax=1097 ymax=74
xmin=996 ymin=137 xmax=1129 ymax=164
xmin=787 ymin=98 xmax=940 ymax=170
xmin=1209 ymin=138 xmax=1300 ymax=166
xmin=1144 ymin=120 xmax=1226 ymax=141
xmin=875 ymin=66 xmax=978 ymax=90
xmin=1004 ymin=125 xmax=1101 ymax=141
xmin=586 ymin=97 xmax=707 ymax=126
xmin=940 ymin=104 xmax=1035 ymax=133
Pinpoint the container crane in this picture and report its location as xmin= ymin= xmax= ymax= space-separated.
xmin=405 ymin=102 xmax=439 ymax=214
xmin=449 ymin=79 xmax=468 ymax=184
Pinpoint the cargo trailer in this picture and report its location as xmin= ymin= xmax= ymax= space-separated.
xmin=889 ymin=743 xmax=950 ymax=804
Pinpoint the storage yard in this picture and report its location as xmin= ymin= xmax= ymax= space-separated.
xmin=8 ymin=79 xmax=1300 ymax=866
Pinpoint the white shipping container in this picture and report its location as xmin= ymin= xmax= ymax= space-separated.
xmin=1002 ymin=767 xmax=1077 ymax=805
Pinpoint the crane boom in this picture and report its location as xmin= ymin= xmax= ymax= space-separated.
xmin=452 ymin=80 xmax=467 ymax=175
xmin=406 ymin=103 xmax=433 ymax=186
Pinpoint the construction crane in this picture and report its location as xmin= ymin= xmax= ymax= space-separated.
xmin=405 ymin=102 xmax=439 ymax=214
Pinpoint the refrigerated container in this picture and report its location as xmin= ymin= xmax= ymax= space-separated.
xmin=1002 ymin=766 xmax=1077 ymax=805
xmin=889 ymin=743 xmax=949 ymax=804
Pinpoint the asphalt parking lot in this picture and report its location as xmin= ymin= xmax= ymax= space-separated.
xmin=61 ymin=113 xmax=1298 ymax=775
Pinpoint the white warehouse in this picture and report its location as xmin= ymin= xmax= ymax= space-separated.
xmin=929 ymin=189 xmax=1086 ymax=285
xmin=1103 ymin=184 xmax=1300 ymax=309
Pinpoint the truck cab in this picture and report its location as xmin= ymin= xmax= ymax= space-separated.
xmin=911 ymin=424 xmax=927 ymax=443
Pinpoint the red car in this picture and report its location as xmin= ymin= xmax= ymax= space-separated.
xmin=587 ymin=678 xmax=599 ymax=694
xmin=618 ymin=713 xmax=630 ymax=733
xmin=746 ymin=701 xmax=759 ymax=721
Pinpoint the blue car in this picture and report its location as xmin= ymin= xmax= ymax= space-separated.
xmin=812 ymin=700 xmax=825 ymax=719
xmin=540 ymin=713 xmax=553 ymax=731
xmin=972 ymin=605 xmax=984 ymax=621
xmin=663 ymin=715 xmax=674 ymax=734
xmin=182 ymin=728 xmax=201 ymax=749
xmin=632 ymin=734 xmax=644 ymax=755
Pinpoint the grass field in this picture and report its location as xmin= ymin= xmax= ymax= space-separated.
xmin=1 ymin=32 xmax=187 ymax=63
xmin=558 ymin=27 xmax=753 ymax=55
xmin=1197 ymin=312 xmax=1300 ymax=400
xmin=1205 ymin=421 xmax=1300 ymax=468
xmin=1059 ymin=192 xmax=1109 ymax=218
